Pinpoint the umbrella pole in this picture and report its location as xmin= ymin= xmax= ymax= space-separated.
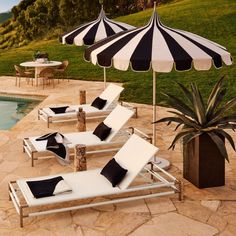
xmin=103 ymin=67 xmax=106 ymax=89
xmin=153 ymin=70 xmax=156 ymax=146
xmin=152 ymin=71 xmax=170 ymax=170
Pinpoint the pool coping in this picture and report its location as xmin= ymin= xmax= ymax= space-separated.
xmin=0 ymin=91 xmax=47 ymax=101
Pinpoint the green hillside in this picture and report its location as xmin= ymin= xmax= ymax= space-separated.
xmin=0 ymin=12 xmax=12 ymax=23
xmin=0 ymin=0 xmax=235 ymax=105
xmin=0 ymin=0 xmax=141 ymax=50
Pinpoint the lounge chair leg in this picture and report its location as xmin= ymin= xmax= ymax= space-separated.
xmin=31 ymin=154 xmax=34 ymax=167
xmin=47 ymin=117 xmax=50 ymax=128
xmin=134 ymin=107 xmax=138 ymax=118
xmin=177 ymin=180 xmax=184 ymax=201
xmin=20 ymin=207 xmax=23 ymax=227
xmin=8 ymin=183 xmax=11 ymax=201
xmin=23 ymin=140 xmax=25 ymax=153
xmin=150 ymin=162 xmax=154 ymax=180
xmin=19 ymin=205 xmax=28 ymax=228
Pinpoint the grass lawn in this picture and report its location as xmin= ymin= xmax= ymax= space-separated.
xmin=0 ymin=0 xmax=235 ymax=106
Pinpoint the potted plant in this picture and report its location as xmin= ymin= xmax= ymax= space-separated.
xmin=154 ymin=77 xmax=236 ymax=188
xmin=33 ymin=51 xmax=49 ymax=62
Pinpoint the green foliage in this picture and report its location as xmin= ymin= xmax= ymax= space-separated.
xmin=0 ymin=12 xmax=12 ymax=23
xmin=1 ymin=23 xmax=13 ymax=34
xmin=59 ymin=0 xmax=78 ymax=27
xmin=104 ymin=0 xmax=140 ymax=16
xmin=2 ymin=0 xmax=143 ymax=49
xmin=1 ymin=18 xmax=11 ymax=27
xmin=12 ymin=0 xmax=36 ymax=19
xmin=1 ymin=0 xmax=176 ymax=49
xmin=0 ymin=0 xmax=235 ymax=120
xmin=154 ymin=78 xmax=236 ymax=161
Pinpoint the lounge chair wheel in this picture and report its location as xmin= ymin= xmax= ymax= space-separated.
xmin=151 ymin=157 xmax=171 ymax=171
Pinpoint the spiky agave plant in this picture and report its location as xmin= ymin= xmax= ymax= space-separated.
xmin=154 ymin=77 xmax=236 ymax=162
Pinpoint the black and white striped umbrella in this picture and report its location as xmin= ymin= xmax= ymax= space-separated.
xmin=61 ymin=6 xmax=135 ymax=46
xmin=84 ymin=3 xmax=233 ymax=145
xmin=60 ymin=5 xmax=134 ymax=88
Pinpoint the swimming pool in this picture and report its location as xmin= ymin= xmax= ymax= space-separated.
xmin=0 ymin=95 xmax=41 ymax=130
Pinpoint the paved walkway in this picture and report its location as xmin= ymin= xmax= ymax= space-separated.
xmin=0 ymin=76 xmax=235 ymax=235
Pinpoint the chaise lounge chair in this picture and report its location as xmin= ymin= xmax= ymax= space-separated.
xmin=24 ymin=105 xmax=137 ymax=166
xmin=38 ymin=84 xmax=133 ymax=128
xmin=9 ymin=134 xmax=183 ymax=227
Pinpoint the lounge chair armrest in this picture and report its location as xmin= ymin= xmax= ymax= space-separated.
xmin=127 ymin=127 xmax=152 ymax=143
xmin=120 ymin=101 xmax=138 ymax=118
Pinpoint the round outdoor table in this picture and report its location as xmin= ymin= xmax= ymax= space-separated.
xmin=20 ymin=61 xmax=62 ymax=86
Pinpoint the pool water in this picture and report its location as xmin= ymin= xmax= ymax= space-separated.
xmin=0 ymin=96 xmax=41 ymax=130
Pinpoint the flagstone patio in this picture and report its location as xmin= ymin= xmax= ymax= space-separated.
xmin=0 ymin=76 xmax=235 ymax=235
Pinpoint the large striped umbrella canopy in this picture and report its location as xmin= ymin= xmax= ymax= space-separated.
xmin=60 ymin=5 xmax=134 ymax=87
xmin=84 ymin=4 xmax=233 ymax=145
xmin=60 ymin=6 xmax=134 ymax=46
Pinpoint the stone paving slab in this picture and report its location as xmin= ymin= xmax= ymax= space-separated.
xmin=0 ymin=76 xmax=235 ymax=235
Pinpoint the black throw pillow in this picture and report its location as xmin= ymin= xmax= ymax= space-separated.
xmin=27 ymin=176 xmax=63 ymax=198
xmin=93 ymin=122 xmax=111 ymax=141
xmin=100 ymin=158 xmax=128 ymax=187
xmin=50 ymin=106 xmax=69 ymax=114
xmin=91 ymin=97 xmax=107 ymax=110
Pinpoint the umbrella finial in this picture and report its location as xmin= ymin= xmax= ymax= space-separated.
xmin=99 ymin=1 xmax=105 ymax=18
xmin=154 ymin=1 xmax=157 ymax=11
xmin=99 ymin=0 xmax=103 ymax=9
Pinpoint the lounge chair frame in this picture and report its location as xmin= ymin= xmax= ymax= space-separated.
xmin=24 ymin=104 xmax=136 ymax=166
xmin=38 ymin=101 xmax=116 ymax=128
xmin=23 ymin=127 xmax=151 ymax=167
xmin=38 ymin=101 xmax=137 ymax=128
xmin=9 ymin=161 xmax=183 ymax=227
xmin=38 ymin=84 xmax=137 ymax=128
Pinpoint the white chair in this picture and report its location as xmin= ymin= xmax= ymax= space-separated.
xmin=9 ymin=134 xmax=183 ymax=227
xmin=38 ymin=84 xmax=131 ymax=128
xmin=24 ymin=105 xmax=135 ymax=167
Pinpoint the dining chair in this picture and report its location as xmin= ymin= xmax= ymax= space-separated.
xmin=14 ymin=65 xmax=34 ymax=87
xmin=38 ymin=67 xmax=55 ymax=89
xmin=54 ymin=60 xmax=69 ymax=83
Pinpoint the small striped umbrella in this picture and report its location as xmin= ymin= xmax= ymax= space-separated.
xmin=61 ymin=5 xmax=134 ymax=46
xmin=85 ymin=2 xmax=233 ymax=145
xmin=60 ymin=5 xmax=135 ymax=87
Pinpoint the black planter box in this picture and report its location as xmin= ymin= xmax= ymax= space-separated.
xmin=183 ymin=133 xmax=225 ymax=188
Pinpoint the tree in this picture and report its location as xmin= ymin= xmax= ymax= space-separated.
xmin=59 ymin=0 xmax=78 ymax=27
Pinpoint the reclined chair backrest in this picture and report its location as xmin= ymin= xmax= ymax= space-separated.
xmin=99 ymin=84 xmax=124 ymax=110
xmin=103 ymin=105 xmax=134 ymax=142
xmin=114 ymin=134 xmax=159 ymax=189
